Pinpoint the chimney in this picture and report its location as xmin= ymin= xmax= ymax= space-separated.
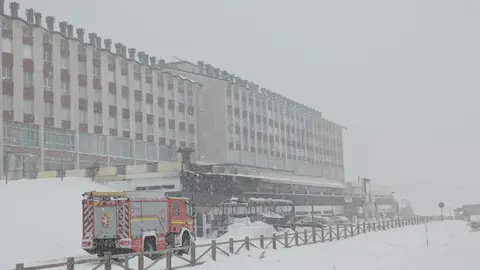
xmin=144 ymin=54 xmax=149 ymax=65
xmin=128 ymin=48 xmax=136 ymax=60
xmin=9 ymin=2 xmax=19 ymax=18
xmin=114 ymin=43 xmax=122 ymax=55
xmin=96 ymin=36 xmax=102 ymax=49
xmin=88 ymin=33 xmax=97 ymax=46
xmin=25 ymin=8 xmax=34 ymax=23
xmin=121 ymin=45 xmax=127 ymax=58
xmin=104 ymin=39 xmax=112 ymax=52
xmin=137 ymin=51 xmax=145 ymax=63
xmin=150 ymin=56 xmax=156 ymax=66
xmin=158 ymin=59 xmax=166 ymax=67
xmin=0 ymin=0 xmax=4 ymax=15
xmin=59 ymin=21 xmax=67 ymax=36
xmin=67 ymin=24 xmax=73 ymax=37
xmin=34 ymin=12 xmax=42 ymax=26
xmin=76 ymin=28 xmax=85 ymax=43
xmin=45 ymin=16 xmax=55 ymax=31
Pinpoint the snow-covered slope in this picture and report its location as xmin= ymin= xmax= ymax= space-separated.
xmin=0 ymin=177 xmax=116 ymax=268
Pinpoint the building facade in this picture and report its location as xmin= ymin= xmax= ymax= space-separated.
xmin=0 ymin=2 xmax=200 ymax=178
xmin=166 ymin=61 xmax=345 ymax=181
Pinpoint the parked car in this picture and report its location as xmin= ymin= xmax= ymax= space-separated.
xmin=295 ymin=216 xmax=333 ymax=228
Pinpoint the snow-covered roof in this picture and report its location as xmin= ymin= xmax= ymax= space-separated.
xmin=201 ymin=172 xmax=345 ymax=189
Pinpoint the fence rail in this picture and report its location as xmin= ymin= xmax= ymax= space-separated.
xmin=12 ymin=216 xmax=446 ymax=270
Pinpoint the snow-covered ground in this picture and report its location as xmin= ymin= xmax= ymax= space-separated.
xmin=0 ymin=177 xmax=117 ymax=269
xmin=196 ymin=221 xmax=476 ymax=270
xmin=1 ymin=177 xmax=476 ymax=270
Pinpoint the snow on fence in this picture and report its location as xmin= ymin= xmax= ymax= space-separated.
xmin=12 ymin=216 xmax=445 ymax=270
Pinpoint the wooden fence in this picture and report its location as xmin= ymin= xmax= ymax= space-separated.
xmin=12 ymin=216 xmax=445 ymax=270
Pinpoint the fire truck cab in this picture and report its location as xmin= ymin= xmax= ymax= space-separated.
xmin=81 ymin=189 xmax=194 ymax=258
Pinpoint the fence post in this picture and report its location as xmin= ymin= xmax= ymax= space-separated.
xmin=350 ymin=224 xmax=354 ymax=236
xmin=312 ymin=227 xmax=317 ymax=243
xmin=373 ymin=222 xmax=376 ymax=231
xmin=190 ymin=241 xmax=196 ymax=265
xmin=15 ymin=263 xmax=24 ymax=270
xmin=166 ymin=250 xmax=172 ymax=270
xmin=67 ymin=257 xmax=75 ymax=270
xmin=104 ymin=252 xmax=112 ymax=270
xmin=329 ymin=226 xmax=333 ymax=242
xmin=245 ymin=236 xmax=250 ymax=251
xmin=321 ymin=227 xmax=325 ymax=243
xmin=272 ymin=233 xmax=277 ymax=249
xmin=295 ymin=231 xmax=299 ymax=246
xmin=124 ymin=256 xmax=129 ymax=270
xmin=284 ymin=232 xmax=288 ymax=248
xmin=229 ymin=238 xmax=234 ymax=253
xmin=138 ymin=247 xmax=144 ymax=270
xmin=304 ymin=229 xmax=308 ymax=244
xmin=363 ymin=222 xmax=366 ymax=233
xmin=211 ymin=240 xmax=217 ymax=261
xmin=260 ymin=235 xmax=265 ymax=249
xmin=336 ymin=224 xmax=340 ymax=240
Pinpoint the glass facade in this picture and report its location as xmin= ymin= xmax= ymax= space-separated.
xmin=3 ymin=121 xmax=40 ymax=148
xmin=44 ymin=127 xmax=75 ymax=151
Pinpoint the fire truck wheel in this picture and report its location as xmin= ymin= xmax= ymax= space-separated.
xmin=144 ymin=237 xmax=157 ymax=257
xmin=180 ymin=233 xmax=191 ymax=255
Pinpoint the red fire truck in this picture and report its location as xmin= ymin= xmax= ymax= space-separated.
xmin=81 ymin=189 xmax=194 ymax=258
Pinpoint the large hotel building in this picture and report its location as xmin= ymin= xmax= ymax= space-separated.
xmin=0 ymin=1 xmax=345 ymax=182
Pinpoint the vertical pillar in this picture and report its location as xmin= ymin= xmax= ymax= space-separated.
xmin=39 ymin=126 xmax=45 ymax=171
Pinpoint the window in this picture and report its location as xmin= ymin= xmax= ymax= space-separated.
xmin=135 ymin=100 xmax=142 ymax=112
xmin=44 ymin=76 xmax=53 ymax=91
xmin=23 ymin=44 xmax=33 ymax=59
xmin=61 ymin=82 xmax=70 ymax=93
xmin=43 ymin=49 xmax=52 ymax=62
xmin=94 ymin=112 xmax=103 ymax=125
xmin=3 ymin=95 xmax=12 ymax=110
xmin=23 ymin=26 xmax=32 ymax=37
xmin=2 ymin=65 xmax=12 ymax=80
xmin=23 ymin=72 xmax=33 ymax=87
xmin=23 ymin=99 xmax=34 ymax=114
xmin=78 ymin=109 xmax=87 ymax=123
xmin=94 ymin=89 xmax=102 ymax=101
xmin=172 ymin=201 xmax=179 ymax=216
xmin=79 ymin=86 xmax=87 ymax=98
xmin=60 ymin=38 xmax=69 ymax=50
xmin=2 ymin=38 xmax=12 ymax=53
xmin=122 ymin=118 xmax=130 ymax=130
xmin=93 ymin=65 xmax=101 ymax=77
xmin=44 ymin=102 xmax=53 ymax=116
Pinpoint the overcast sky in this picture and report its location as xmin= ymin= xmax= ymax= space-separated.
xmin=16 ymin=0 xmax=480 ymax=214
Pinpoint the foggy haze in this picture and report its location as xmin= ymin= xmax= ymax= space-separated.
xmin=19 ymin=0 xmax=480 ymax=214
